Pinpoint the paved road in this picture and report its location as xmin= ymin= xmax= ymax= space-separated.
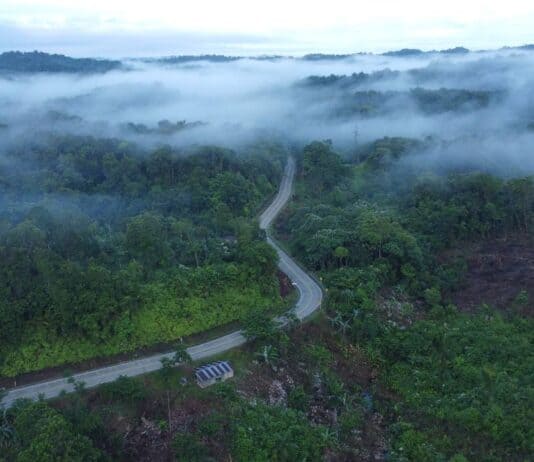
xmin=1 ymin=157 xmax=323 ymax=407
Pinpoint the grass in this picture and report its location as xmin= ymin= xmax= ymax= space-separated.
xmin=1 ymin=282 xmax=283 ymax=378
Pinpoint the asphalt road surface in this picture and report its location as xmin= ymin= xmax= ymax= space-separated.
xmin=2 ymin=157 xmax=323 ymax=407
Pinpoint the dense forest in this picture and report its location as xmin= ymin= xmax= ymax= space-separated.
xmin=1 ymin=45 xmax=534 ymax=461
xmin=0 ymin=136 xmax=288 ymax=376
xmin=299 ymin=66 xmax=503 ymax=121
xmin=274 ymin=140 xmax=534 ymax=460
xmin=335 ymin=88 xmax=496 ymax=118
xmin=1 ymin=139 xmax=532 ymax=461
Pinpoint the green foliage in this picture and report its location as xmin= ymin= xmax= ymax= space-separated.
xmin=350 ymin=310 xmax=385 ymax=344
xmin=302 ymin=141 xmax=349 ymax=196
xmin=1 ymin=277 xmax=278 ymax=376
xmin=232 ymin=403 xmax=328 ymax=461
xmin=303 ymin=344 xmax=333 ymax=371
xmin=328 ymin=84 xmax=496 ymax=120
xmin=423 ymin=287 xmax=442 ymax=308
xmin=125 ymin=212 xmax=173 ymax=269
xmin=286 ymin=200 xmax=423 ymax=281
xmin=287 ymin=385 xmax=310 ymax=412
xmin=255 ymin=345 xmax=280 ymax=369
xmin=173 ymin=431 xmax=209 ymax=461
xmin=377 ymin=313 xmax=534 ymax=459
xmin=99 ymin=376 xmax=147 ymax=405
xmin=512 ymin=290 xmax=529 ymax=309
xmin=390 ymin=423 xmax=447 ymax=462
xmin=173 ymin=342 xmax=192 ymax=364
xmin=242 ymin=308 xmax=278 ymax=343
xmin=302 ymin=69 xmax=399 ymax=89
xmin=353 ymin=137 xmax=424 ymax=165
xmin=407 ymin=174 xmax=534 ymax=248
xmin=320 ymin=86 xmax=496 ymax=120
xmin=339 ymin=408 xmax=364 ymax=439
xmin=0 ymin=407 xmax=16 ymax=450
xmin=284 ymin=136 xmax=534 ymax=309
xmin=10 ymin=401 xmax=101 ymax=462
xmin=0 ymin=136 xmax=286 ymax=375
xmin=410 ymin=87 xmax=492 ymax=114
xmin=278 ymin=138 xmax=534 ymax=461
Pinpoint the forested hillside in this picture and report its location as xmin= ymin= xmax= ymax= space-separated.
xmin=0 ymin=51 xmax=121 ymax=73
xmin=1 ymin=44 xmax=534 ymax=461
xmin=2 ymin=139 xmax=531 ymax=461
xmin=274 ymin=140 xmax=534 ymax=460
xmin=0 ymin=136 xmax=288 ymax=376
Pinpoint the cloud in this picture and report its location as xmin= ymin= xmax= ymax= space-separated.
xmin=0 ymin=22 xmax=278 ymax=58
xmin=1 ymin=0 xmax=534 ymax=57
xmin=1 ymin=48 xmax=534 ymax=177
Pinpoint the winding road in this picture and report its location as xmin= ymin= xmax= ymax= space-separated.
xmin=1 ymin=157 xmax=323 ymax=407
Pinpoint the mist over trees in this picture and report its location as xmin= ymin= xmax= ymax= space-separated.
xmin=273 ymin=137 xmax=534 ymax=460
xmin=0 ymin=135 xmax=287 ymax=375
xmin=1 ymin=45 xmax=534 ymax=461
xmin=1 ymin=47 xmax=534 ymax=167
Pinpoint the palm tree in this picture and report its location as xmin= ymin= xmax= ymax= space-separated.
xmin=338 ymin=392 xmax=354 ymax=410
xmin=328 ymin=312 xmax=350 ymax=336
xmin=256 ymin=345 xmax=279 ymax=369
xmin=351 ymin=308 xmax=361 ymax=320
xmin=327 ymin=313 xmax=339 ymax=329
xmin=319 ymin=427 xmax=338 ymax=448
xmin=340 ymin=289 xmax=355 ymax=304
xmin=337 ymin=319 xmax=350 ymax=336
xmin=0 ymin=408 xmax=15 ymax=449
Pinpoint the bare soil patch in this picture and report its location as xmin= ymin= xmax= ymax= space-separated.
xmin=237 ymin=322 xmax=388 ymax=461
xmin=446 ymin=234 xmax=534 ymax=316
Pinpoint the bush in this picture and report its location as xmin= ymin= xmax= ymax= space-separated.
xmin=99 ymin=376 xmax=147 ymax=405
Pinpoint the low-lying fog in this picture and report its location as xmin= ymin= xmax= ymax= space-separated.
xmin=1 ymin=48 xmax=534 ymax=174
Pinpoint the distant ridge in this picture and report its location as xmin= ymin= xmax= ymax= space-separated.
xmin=382 ymin=48 xmax=425 ymax=57
xmin=144 ymin=54 xmax=241 ymax=64
xmin=145 ymin=47 xmax=472 ymax=63
xmin=302 ymin=53 xmax=357 ymax=60
xmin=382 ymin=46 xmax=470 ymax=56
xmin=2 ymin=44 xmax=533 ymax=71
xmin=439 ymin=46 xmax=470 ymax=54
xmin=509 ymin=44 xmax=534 ymax=50
xmin=0 ymin=51 xmax=122 ymax=73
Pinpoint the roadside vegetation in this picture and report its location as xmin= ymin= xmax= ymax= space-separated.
xmin=0 ymin=136 xmax=288 ymax=376
xmin=2 ymin=42 xmax=534 ymax=462
xmin=2 ymin=138 xmax=532 ymax=461
xmin=0 ymin=318 xmax=382 ymax=461
xmin=275 ymin=139 xmax=534 ymax=461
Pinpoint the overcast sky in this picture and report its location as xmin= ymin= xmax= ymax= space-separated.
xmin=1 ymin=0 xmax=533 ymax=57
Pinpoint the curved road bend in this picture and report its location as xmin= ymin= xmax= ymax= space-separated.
xmin=2 ymin=157 xmax=323 ymax=407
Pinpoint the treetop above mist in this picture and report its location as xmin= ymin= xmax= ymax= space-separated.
xmin=123 ymin=119 xmax=206 ymax=135
xmin=382 ymin=46 xmax=470 ymax=56
xmin=144 ymin=54 xmax=241 ymax=64
xmin=2 ymin=44 xmax=533 ymax=74
xmin=0 ymin=51 xmax=122 ymax=74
